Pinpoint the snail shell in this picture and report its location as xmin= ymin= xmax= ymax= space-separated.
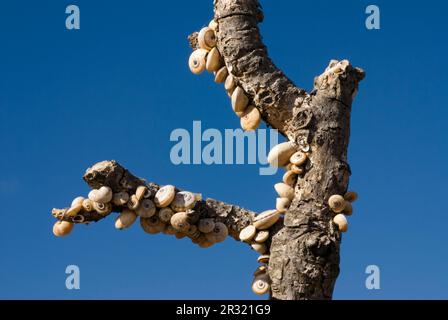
xmin=254 ymin=265 xmax=267 ymax=277
xmin=154 ymin=185 xmax=176 ymax=208
xmin=274 ymin=183 xmax=295 ymax=201
xmin=224 ymin=74 xmax=236 ymax=92
xmin=254 ymin=230 xmax=269 ymax=243
xmin=257 ymin=255 xmax=270 ymax=264
xmin=198 ymin=27 xmax=216 ymax=50
xmin=82 ymin=199 xmax=94 ymax=212
xmin=140 ymin=216 xmax=166 ymax=234
xmin=171 ymin=191 xmax=197 ymax=212
xmin=208 ymin=19 xmax=218 ymax=31
xmin=136 ymin=199 xmax=156 ymax=218
xmin=267 ymin=141 xmax=297 ymax=167
xmin=186 ymin=225 xmax=201 ymax=239
xmin=198 ymin=218 xmax=215 ymax=233
xmin=240 ymin=105 xmax=261 ymax=131
xmin=252 ymin=274 xmax=270 ymax=295
xmin=328 ymin=195 xmax=346 ymax=213
xmin=135 ymin=185 xmax=148 ymax=201
xmin=276 ymin=197 xmax=291 ymax=213
xmin=93 ymin=202 xmax=112 ymax=215
xmin=188 ymin=49 xmax=208 ymax=75
xmin=282 ymin=170 xmax=298 ymax=187
xmin=115 ymin=209 xmax=137 ymax=230
xmin=88 ymin=186 xmax=113 ymax=204
xmin=71 ymin=196 xmax=85 ymax=208
xmin=112 ymin=191 xmax=130 ymax=206
xmin=206 ymin=47 xmax=222 ymax=72
xmin=231 ymin=87 xmax=249 ymax=113
xmin=163 ymin=225 xmax=178 ymax=235
xmin=343 ymin=201 xmax=353 ymax=216
xmin=214 ymin=66 xmax=228 ymax=83
xmin=53 ymin=220 xmax=74 ymax=237
xmin=239 ymin=225 xmax=256 ymax=242
xmin=206 ymin=222 xmax=228 ymax=243
xmin=158 ymin=207 xmax=174 ymax=223
xmin=127 ymin=194 xmax=140 ymax=210
xmin=72 ymin=215 xmax=85 ymax=224
xmin=66 ymin=203 xmax=83 ymax=217
xmin=170 ymin=212 xmax=190 ymax=233
xmin=251 ymin=243 xmax=267 ymax=254
xmin=333 ymin=214 xmax=348 ymax=232
xmin=290 ymin=164 xmax=304 ymax=175
xmin=175 ymin=232 xmax=186 ymax=239
xmin=253 ymin=210 xmax=280 ymax=230
xmin=289 ymin=151 xmax=307 ymax=166
xmin=344 ymin=191 xmax=358 ymax=202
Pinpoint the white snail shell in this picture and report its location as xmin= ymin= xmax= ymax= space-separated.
xmin=112 ymin=192 xmax=130 ymax=206
xmin=333 ymin=213 xmax=348 ymax=232
xmin=274 ymin=183 xmax=295 ymax=201
xmin=267 ymin=142 xmax=297 ymax=167
xmin=252 ymin=274 xmax=270 ymax=295
xmin=289 ymin=151 xmax=307 ymax=166
xmin=289 ymin=164 xmax=304 ymax=175
xmin=158 ymin=207 xmax=174 ymax=223
xmin=251 ymin=242 xmax=267 ymax=254
xmin=276 ymin=197 xmax=291 ymax=213
xmin=171 ymin=191 xmax=197 ymax=212
xmin=328 ymin=195 xmax=346 ymax=213
xmin=231 ymin=87 xmax=249 ymax=113
xmin=208 ymin=19 xmax=218 ymax=32
xmin=135 ymin=186 xmax=148 ymax=202
xmin=82 ymin=199 xmax=94 ymax=212
xmin=257 ymin=254 xmax=270 ymax=264
xmin=170 ymin=212 xmax=190 ymax=233
xmin=344 ymin=191 xmax=358 ymax=202
xmin=93 ymin=202 xmax=112 ymax=215
xmin=66 ymin=203 xmax=83 ymax=217
xmin=154 ymin=185 xmax=176 ymax=208
xmin=214 ymin=66 xmax=228 ymax=83
xmin=188 ymin=49 xmax=208 ymax=75
xmin=53 ymin=220 xmax=74 ymax=237
xmin=198 ymin=218 xmax=215 ymax=233
xmin=253 ymin=210 xmax=280 ymax=230
xmin=88 ymin=186 xmax=113 ymax=204
xmin=115 ymin=209 xmax=137 ymax=230
xmin=127 ymin=194 xmax=140 ymax=210
xmin=240 ymin=105 xmax=261 ymax=131
xmin=206 ymin=47 xmax=222 ymax=72
xmin=224 ymin=74 xmax=236 ymax=92
xmin=71 ymin=196 xmax=85 ymax=208
xmin=136 ymin=199 xmax=156 ymax=218
xmin=198 ymin=27 xmax=216 ymax=51
xmin=254 ymin=230 xmax=269 ymax=243
xmin=282 ymin=170 xmax=298 ymax=187
xmin=239 ymin=225 xmax=256 ymax=242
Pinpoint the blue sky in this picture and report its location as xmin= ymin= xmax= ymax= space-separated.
xmin=0 ymin=0 xmax=447 ymax=299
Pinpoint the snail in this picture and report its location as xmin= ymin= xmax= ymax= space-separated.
xmin=198 ymin=218 xmax=215 ymax=233
xmin=267 ymin=142 xmax=297 ymax=167
xmin=112 ymin=192 xmax=130 ymax=206
xmin=257 ymin=255 xmax=270 ymax=264
xmin=154 ymin=185 xmax=176 ymax=208
xmin=328 ymin=195 xmax=346 ymax=213
xmin=186 ymin=225 xmax=201 ymax=239
xmin=71 ymin=196 xmax=85 ymax=208
xmin=136 ymin=199 xmax=156 ymax=218
xmin=231 ymin=87 xmax=249 ymax=113
xmin=205 ymin=222 xmax=228 ymax=243
xmin=93 ymin=202 xmax=112 ymax=215
xmin=88 ymin=186 xmax=113 ymax=204
xmin=66 ymin=203 xmax=83 ymax=217
xmin=254 ymin=265 xmax=267 ymax=277
xmin=333 ymin=214 xmax=348 ymax=232
xmin=206 ymin=47 xmax=222 ymax=72
xmin=251 ymin=242 xmax=267 ymax=254
xmin=276 ymin=197 xmax=291 ymax=213
xmin=274 ymin=183 xmax=295 ymax=201
xmin=239 ymin=225 xmax=256 ymax=242
xmin=289 ymin=151 xmax=307 ymax=166
xmin=53 ymin=220 xmax=74 ymax=237
xmin=282 ymin=170 xmax=297 ymax=187
xmin=197 ymin=26 xmax=216 ymax=51
xmin=171 ymin=191 xmax=197 ymax=212
xmin=188 ymin=49 xmax=208 ymax=75
xmin=289 ymin=164 xmax=304 ymax=175
xmin=214 ymin=66 xmax=228 ymax=83
xmin=158 ymin=207 xmax=174 ymax=223
xmin=170 ymin=212 xmax=191 ymax=233
xmin=208 ymin=19 xmax=218 ymax=31
xmin=344 ymin=191 xmax=358 ymax=202
xmin=82 ymin=199 xmax=94 ymax=212
xmin=135 ymin=185 xmax=148 ymax=201
xmin=252 ymin=274 xmax=270 ymax=295
xmin=224 ymin=74 xmax=236 ymax=93
xmin=140 ymin=216 xmax=166 ymax=234
xmin=115 ymin=209 xmax=137 ymax=229
xmin=163 ymin=225 xmax=178 ymax=236
xmin=127 ymin=194 xmax=140 ymax=210
xmin=254 ymin=230 xmax=269 ymax=243
xmin=240 ymin=105 xmax=261 ymax=131
xmin=343 ymin=201 xmax=353 ymax=216
xmin=253 ymin=210 xmax=280 ymax=230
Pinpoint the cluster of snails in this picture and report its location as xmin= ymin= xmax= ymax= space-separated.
xmin=188 ymin=20 xmax=261 ymax=131
xmin=328 ymin=192 xmax=358 ymax=233
xmin=267 ymin=141 xmax=310 ymax=213
xmin=239 ymin=209 xmax=280 ymax=295
xmin=52 ymin=184 xmax=230 ymax=248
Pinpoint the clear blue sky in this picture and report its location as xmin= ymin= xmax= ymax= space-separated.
xmin=0 ymin=0 xmax=447 ymax=299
